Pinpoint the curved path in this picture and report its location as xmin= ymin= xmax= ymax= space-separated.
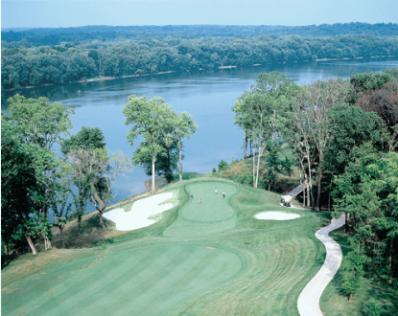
xmin=297 ymin=214 xmax=345 ymax=316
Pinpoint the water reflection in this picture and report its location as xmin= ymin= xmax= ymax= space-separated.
xmin=2 ymin=58 xmax=398 ymax=203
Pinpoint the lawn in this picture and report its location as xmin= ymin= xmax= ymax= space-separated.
xmin=2 ymin=178 xmax=332 ymax=316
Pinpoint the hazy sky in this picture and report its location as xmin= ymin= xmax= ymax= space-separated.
xmin=2 ymin=0 xmax=398 ymax=29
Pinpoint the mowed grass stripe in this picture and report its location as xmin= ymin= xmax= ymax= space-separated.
xmin=65 ymin=245 xmax=195 ymax=316
xmin=86 ymin=245 xmax=202 ymax=316
xmin=119 ymin=249 xmax=225 ymax=316
xmin=25 ymin=247 xmax=169 ymax=316
xmin=2 ymin=253 xmax=107 ymax=316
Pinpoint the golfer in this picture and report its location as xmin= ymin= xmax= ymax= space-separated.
xmin=191 ymin=194 xmax=194 ymax=199
xmin=215 ymin=188 xmax=218 ymax=195
xmin=223 ymin=191 xmax=225 ymax=198
xmin=198 ymin=198 xmax=202 ymax=204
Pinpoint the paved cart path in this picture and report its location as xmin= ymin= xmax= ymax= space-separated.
xmin=297 ymin=215 xmax=345 ymax=316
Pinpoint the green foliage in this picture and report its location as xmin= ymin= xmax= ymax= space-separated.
xmin=5 ymin=94 xmax=74 ymax=149
xmin=363 ymin=298 xmax=385 ymax=316
xmin=143 ymin=139 xmax=179 ymax=183
xmin=218 ymin=160 xmax=228 ymax=171
xmin=3 ymin=24 xmax=398 ymax=45
xmin=61 ymin=126 xmax=106 ymax=155
xmin=326 ymin=104 xmax=385 ymax=175
xmin=334 ymin=146 xmax=398 ymax=292
xmin=264 ymin=140 xmax=293 ymax=189
xmin=342 ymin=238 xmax=368 ymax=299
xmin=348 ymin=72 xmax=391 ymax=104
xmin=2 ymin=33 xmax=398 ymax=90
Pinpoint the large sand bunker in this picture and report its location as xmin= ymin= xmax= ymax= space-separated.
xmin=104 ymin=192 xmax=174 ymax=231
xmin=255 ymin=211 xmax=300 ymax=220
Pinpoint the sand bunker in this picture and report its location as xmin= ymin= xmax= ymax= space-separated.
xmin=104 ymin=192 xmax=174 ymax=231
xmin=255 ymin=211 xmax=300 ymax=220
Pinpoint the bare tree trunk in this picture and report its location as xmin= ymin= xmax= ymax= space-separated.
xmin=78 ymin=214 xmax=81 ymax=238
xmin=60 ymin=226 xmax=66 ymax=248
xmin=307 ymin=181 xmax=310 ymax=208
xmin=317 ymin=169 xmax=323 ymax=211
xmin=151 ymin=155 xmax=156 ymax=192
xmin=25 ymin=230 xmax=37 ymax=255
xmin=252 ymin=153 xmax=255 ymax=187
xmin=243 ymin=130 xmax=247 ymax=159
xmin=255 ymin=145 xmax=262 ymax=189
xmin=178 ymin=139 xmax=182 ymax=181
xmin=328 ymin=173 xmax=334 ymax=212
xmin=345 ymin=212 xmax=348 ymax=232
xmin=98 ymin=211 xmax=106 ymax=229
xmin=93 ymin=191 xmax=107 ymax=229
xmin=349 ymin=292 xmax=353 ymax=302
xmin=45 ymin=236 xmax=52 ymax=250
xmin=308 ymin=157 xmax=314 ymax=209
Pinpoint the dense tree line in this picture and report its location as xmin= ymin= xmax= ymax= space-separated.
xmin=1 ymin=93 xmax=196 ymax=258
xmin=1 ymin=96 xmax=132 ymax=256
xmin=232 ymin=69 xmax=398 ymax=302
xmin=3 ymin=23 xmax=398 ymax=45
xmin=2 ymin=34 xmax=398 ymax=90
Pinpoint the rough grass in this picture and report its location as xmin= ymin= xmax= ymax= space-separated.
xmin=3 ymin=178 xmax=333 ymax=316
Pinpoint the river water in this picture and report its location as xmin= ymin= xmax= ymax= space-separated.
xmin=2 ymin=58 xmax=398 ymax=203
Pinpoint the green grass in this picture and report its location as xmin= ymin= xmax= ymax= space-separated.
xmin=3 ymin=178 xmax=332 ymax=316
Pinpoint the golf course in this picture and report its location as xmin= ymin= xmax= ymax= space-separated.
xmin=1 ymin=178 xmax=335 ymax=316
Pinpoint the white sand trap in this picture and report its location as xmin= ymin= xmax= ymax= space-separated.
xmin=104 ymin=192 xmax=174 ymax=231
xmin=255 ymin=211 xmax=300 ymax=220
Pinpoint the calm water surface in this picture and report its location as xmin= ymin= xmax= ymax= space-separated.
xmin=2 ymin=58 xmax=398 ymax=203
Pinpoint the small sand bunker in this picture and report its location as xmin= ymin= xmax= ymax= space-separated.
xmin=255 ymin=211 xmax=300 ymax=221
xmin=104 ymin=192 xmax=174 ymax=231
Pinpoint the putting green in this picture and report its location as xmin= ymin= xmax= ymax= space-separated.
xmin=163 ymin=181 xmax=238 ymax=238
xmin=2 ymin=244 xmax=246 ymax=316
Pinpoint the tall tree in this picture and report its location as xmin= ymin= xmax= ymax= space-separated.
xmin=233 ymin=92 xmax=277 ymax=188
xmin=294 ymin=78 xmax=349 ymax=209
xmin=355 ymin=83 xmax=398 ymax=152
xmin=172 ymin=112 xmax=197 ymax=181
xmin=67 ymin=149 xmax=132 ymax=228
xmin=5 ymin=94 xmax=74 ymax=220
xmin=1 ymin=116 xmax=39 ymax=255
xmin=123 ymin=95 xmax=174 ymax=192
xmin=142 ymin=139 xmax=179 ymax=183
xmin=61 ymin=126 xmax=106 ymax=235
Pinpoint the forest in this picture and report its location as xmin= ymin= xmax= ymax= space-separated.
xmin=2 ymin=33 xmax=398 ymax=90
xmin=3 ymin=23 xmax=398 ymax=44
xmin=226 ymin=68 xmax=398 ymax=302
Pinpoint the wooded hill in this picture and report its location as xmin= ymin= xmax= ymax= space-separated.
xmin=2 ymin=23 xmax=398 ymax=45
xmin=2 ymin=34 xmax=398 ymax=90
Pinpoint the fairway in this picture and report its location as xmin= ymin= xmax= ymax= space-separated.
xmin=2 ymin=179 xmax=330 ymax=316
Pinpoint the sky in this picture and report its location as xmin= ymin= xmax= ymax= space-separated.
xmin=1 ymin=0 xmax=398 ymax=29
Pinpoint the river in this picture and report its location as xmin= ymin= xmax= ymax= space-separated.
xmin=2 ymin=57 xmax=398 ymax=203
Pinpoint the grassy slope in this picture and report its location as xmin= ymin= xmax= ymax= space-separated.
xmin=2 ymin=178 xmax=330 ymax=316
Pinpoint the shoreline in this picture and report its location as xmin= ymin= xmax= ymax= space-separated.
xmin=2 ymin=55 xmax=396 ymax=93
